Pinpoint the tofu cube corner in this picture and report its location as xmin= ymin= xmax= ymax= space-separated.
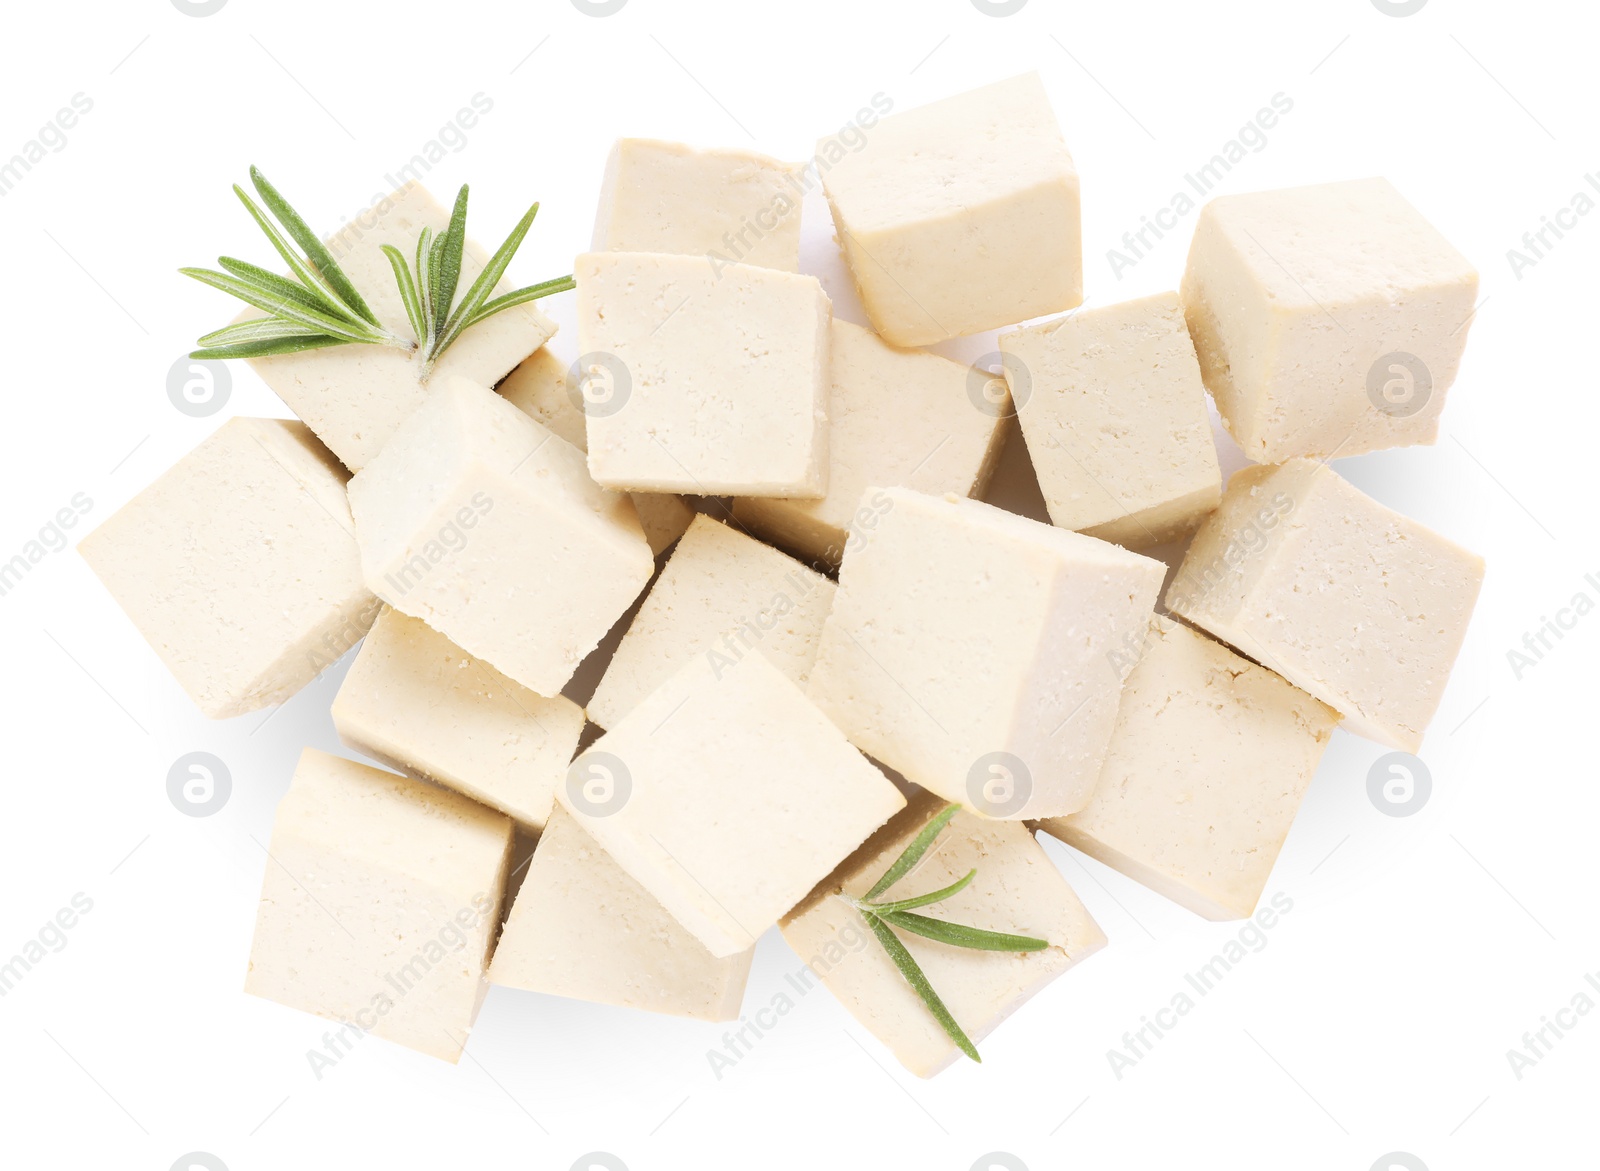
xmin=348 ymin=376 xmax=655 ymax=698
xmin=79 ymin=418 xmax=377 ymax=719
xmin=244 ymin=749 xmax=513 ymax=1063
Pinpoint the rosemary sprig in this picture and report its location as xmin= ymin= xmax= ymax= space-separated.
xmin=181 ymin=167 xmax=576 ymax=381
xmin=849 ymin=802 xmax=1049 ymax=1064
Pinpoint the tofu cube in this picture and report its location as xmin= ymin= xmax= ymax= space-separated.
xmin=490 ymin=807 xmax=753 ymax=1021
xmin=558 ymin=649 xmax=905 ymax=957
xmin=1037 ymin=617 xmax=1338 ymax=920
xmin=575 ymin=251 xmax=832 ymax=496
xmin=347 ymin=376 xmax=654 ymax=697
xmin=807 ymin=487 xmax=1164 ymax=820
xmin=331 ymin=607 xmax=586 ymax=830
xmin=733 ymin=318 xmax=1009 ymax=566
xmin=79 ymin=418 xmax=376 ymax=718
xmin=244 ymin=749 xmax=513 ymax=1063
xmin=818 ymin=73 xmax=1081 ymax=347
xmin=781 ymin=793 xmax=1106 ymax=1078
xmin=243 ymin=182 xmax=556 ymax=470
xmin=497 ymin=345 xmax=696 ymax=556
xmin=593 ymin=138 xmax=805 ymax=272
xmin=587 ymin=514 xmax=835 ymax=730
xmin=1166 ymin=459 xmax=1484 ymax=750
xmin=1000 ymin=292 xmax=1221 ymax=547
xmin=1181 ymin=178 xmax=1478 ymax=462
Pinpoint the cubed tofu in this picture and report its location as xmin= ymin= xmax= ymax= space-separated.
xmin=587 ymin=514 xmax=835 ymax=730
xmin=1037 ymin=617 xmax=1338 ymax=920
xmin=79 ymin=418 xmax=376 ymax=718
xmin=574 ymin=251 xmax=832 ymax=496
xmin=999 ymin=292 xmax=1221 ymax=547
xmin=242 ymin=182 xmax=556 ymax=470
xmin=497 ymin=345 xmax=696 ymax=556
xmin=807 ymin=487 xmax=1164 ymax=820
xmin=331 ymin=607 xmax=586 ymax=830
xmin=558 ymin=649 xmax=905 ymax=957
xmin=1181 ymin=178 xmax=1478 ymax=462
xmin=593 ymin=138 xmax=805 ymax=272
xmin=244 ymin=749 xmax=513 ymax=1063
xmin=1166 ymin=459 xmax=1484 ymax=750
xmin=490 ymin=807 xmax=753 ymax=1021
xmin=347 ymin=376 xmax=654 ymax=697
xmin=733 ymin=318 xmax=1009 ymax=566
xmin=818 ymin=73 xmax=1081 ymax=347
xmin=781 ymin=792 xmax=1106 ymax=1078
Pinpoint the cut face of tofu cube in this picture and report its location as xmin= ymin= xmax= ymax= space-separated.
xmin=1038 ymin=617 xmax=1338 ymax=920
xmin=1180 ymin=178 xmax=1478 ymax=462
xmin=818 ymin=73 xmax=1081 ymax=347
xmin=490 ymin=807 xmax=753 ymax=1021
xmin=497 ymin=345 xmax=696 ymax=556
xmin=781 ymin=792 xmax=1106 ymax=1078
xmin=593 ymin=138 xmax=805 ymax=272
xmin=1000 ymin=292 xmax=1221 ymax=547
xmin=1165 ymin=459 xmax=1484 ymax=750
xmin=244 ymin=749 xmax=513 ymax=1063
xmin=331 ymin=608 xmax=586 ymax=830
xmin=587 ymin=514 xmax=835 ymax=730
xmin=79 ymin=418 xmax=376 ymax=718
xmin=575 ymin=252 xmax=832 ymax=496
xmin=733 ymin=318 xmax=1009 ymax=567
xmin=557 ymin=649 xmax=906 ymax=957
xmin=807 ymin=487 xmax=1164 ymax=820
xmin=241 ymin=182 xmax=556 ymax=471
xmin=347 ymin=376 xmax=655 ymax=697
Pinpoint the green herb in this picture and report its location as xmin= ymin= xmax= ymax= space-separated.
xmin=181 ymin=166 xmax=575 ymax=381
xmin=848 ymin=802 xmax=1049 ymax=1063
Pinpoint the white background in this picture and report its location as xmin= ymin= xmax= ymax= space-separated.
xmin=0 ymin=0 xmax=1593 ymax=1168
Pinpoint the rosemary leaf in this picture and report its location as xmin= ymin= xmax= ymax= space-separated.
xmin=250 ymin=166 xmax=378 ymax=325
xmin=381 ymin=245 xmax=428 ymax=345
xmin=434 ymin=184 xmax=469 ymax=322
xmin=196 ymin=316 xmax=338 ymax=348
xmin=875 ymin=911 xmax=1050 ymax=953
xmin=865 ymin=869 xmax=977 ymax=915
xmin=864 ymin=802 xmax=962 ymax=901
xmin=192 ymin=334 xmax=354 ymax=360
xmin=415 ymin=226 xmax=436 ymax=343
xmin=216 ymin=256 xmax=348 ymax=318
xmin=861 ymin=911 xmax=981 ymax=1063
xmin=231 ymin=186 xmax=353 ymax=318
xmin=463 ymin=275 xmax=578 ymax=329
xmin=180 ymin=267 xmax=387 ymax=343
xmin=429 ymin=199 xmax=541 ymax=365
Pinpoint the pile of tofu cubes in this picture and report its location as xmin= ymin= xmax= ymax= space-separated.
xmin=81 ymin=73 xmax=1484 ymax=1078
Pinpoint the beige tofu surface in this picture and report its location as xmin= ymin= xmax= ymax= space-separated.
xmin=733 ymin=318 xmax=1009 ymax=566
xmin=242 ymin=181 xmax=556 ymax=471
xmin=497 ymin=345 xmax=696 ymax=556
xmin=332 ymin=608 xmax=586 ymax=829
xmin=575 ymin=251 xmax=832 ymax=496
xmin=1166 ymin=459 xmax=1484 ymax=750
xmin=807 ymin=487 xmax=1164 ymax=819
xmin=490 ymin=807 xmax=753 ymax=1021
xmin=558 ymin=649 xmax=906 ymax=957
xmin=348 ymin=376 xmax=654 ymax=698
xmin=782 ymin=792 xmax=1107 ymax=1078
xmin=593 ymin=138 xmax=805 ymax=272
xmin=819 ymin=73 xmax=1082 ymax=346
xmin=588 ymin=515 xmax=835 ymax=730
xmin=79 ymin=418 xmax=376 ymax=718
xmin=1181 ymin=177 xmax=1478 ymax=462
xmin=244 ymin=749 xmax=513 ymax=1062
xmin=1000 ymin=292 xmax=1221 ymax=547
xmin=1038 ymin=617 xmax=1338 ymax=920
